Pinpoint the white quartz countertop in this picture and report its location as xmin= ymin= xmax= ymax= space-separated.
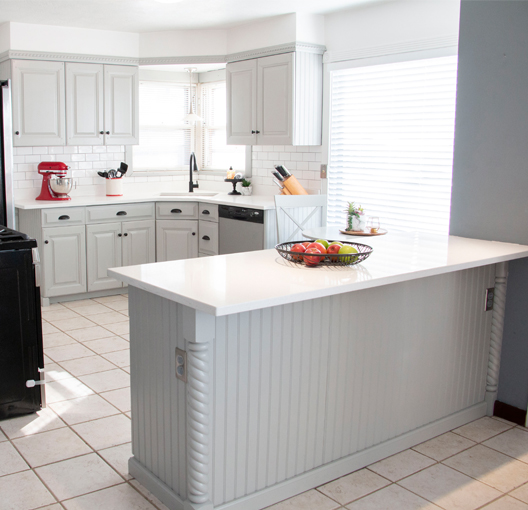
xmin=108 ymin=232 xmax=528 ymax=317
xmin=14 ymin=192 xmax=276 ymax=210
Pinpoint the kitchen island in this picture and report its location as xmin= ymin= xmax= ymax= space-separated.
xmin=109 ymin=233 xmax=528 ymax=510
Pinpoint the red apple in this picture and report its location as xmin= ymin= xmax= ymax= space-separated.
xmin=301 ymin=241 xmax=311 ymax=248
xmin=326 ymin=243 xmax=341 ymax=262
xmin=306 ymin=242 xmax=327 ymax=254
xmin=290 ymin=243 xmax=306 ymax=261
xmin=304 ymin=247 xmax=322 ymax=266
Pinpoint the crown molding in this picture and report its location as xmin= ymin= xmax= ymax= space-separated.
xmin=139 ymin=55 xmax=227 ymax=66
xmin=0 ymin=50 xmax=139 ymax=66
xmin=323 ymin=35 xmax=458 ymax=64
xmin=227 ymin=41 xmax=326 ymax=63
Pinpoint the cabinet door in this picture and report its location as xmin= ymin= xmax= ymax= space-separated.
xmin=66 ymin=63 xmax=104 ymax=146
xmin=42 ymin=225 xmax=86 ymax=297
xmin=226 ymin=59 xmax=257 ymax=145
xmin=257 ymin=53 xmax=293 ymax=146
xmin=11 ymin=60 xmax=65 ymax=146
xmin=104 ymin=65 xmax=139 ymax=145
xmin=122 ymin=220 xmax=156 ymax=267
xmin=86 ymin=222 xmax=122 ymax=292
xmin=198 ymin=220 xmax=219 ymax=256
xmin=156 ymin=220 xmax=198 ymax=262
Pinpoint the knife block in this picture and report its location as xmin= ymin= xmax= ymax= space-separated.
xmin=281 ymin=175 xmax=308 ymax=195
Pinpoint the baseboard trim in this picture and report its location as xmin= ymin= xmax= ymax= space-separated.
xmin=494 ymin=400 xmax=527 ymax=426
xmin=129 ymin=403 xmax=486 ymax=510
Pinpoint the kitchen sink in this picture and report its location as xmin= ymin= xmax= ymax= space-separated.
xmin=159 ymin=192 xmax=219 ymax=197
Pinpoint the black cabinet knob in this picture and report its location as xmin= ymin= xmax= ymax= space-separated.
xmin=118 ymin=233 xmax=122 ymax=237
xmin=44 ymin=240 xmax=49 ymax=244
xmin=251 ymin=130 xmax=256 ymax=134
xmin=255 ymin=130 xmax=260 ymax=134
xmin=192 ymin=232 xmax=196 ymax=236
xmin=123 ymin=233 xmax=128 ymax=237
xmin=105 ymin=131 xmax=110 ymax=135
xmin=15 ymin=131 xmax=19 ymax=135
xmin=100 ymin=131 xmax=104 ymax=135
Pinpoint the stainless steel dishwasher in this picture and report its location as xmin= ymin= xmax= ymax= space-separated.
xmin=218 ymin=205 xmax=265 ymax=255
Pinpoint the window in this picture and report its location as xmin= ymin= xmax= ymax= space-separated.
xmin=200 ymin=81 xmax=246 ymax=170
xmin=327 ymin=55 xmax=458 ymax=235
xmin=133 ymin=79 xmax=245 ymax=173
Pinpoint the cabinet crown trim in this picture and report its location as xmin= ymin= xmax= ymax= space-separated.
xmin=227 ymin=42 xmax=326 ymax=63
xmin=1 ymin=50 xmax=139 ymax=66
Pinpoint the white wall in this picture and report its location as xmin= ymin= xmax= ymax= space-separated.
xmin=8 ymin=22 xmax=139 ymax=57
xmin=140 ymin=30 xmax=227 ymax=58
xmin=324 ymin=1 xmax=460 ymax=53
xmin=0 ymin=22 xmax=10 ymax=53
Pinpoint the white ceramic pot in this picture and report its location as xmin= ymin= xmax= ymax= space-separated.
xmin=351 ymin=215 xmax=366 ymax=231
xmin=241 ymin=186 xmax=252 ymax=196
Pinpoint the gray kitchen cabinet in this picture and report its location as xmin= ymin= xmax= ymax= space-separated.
xmin=42 ymin=224 xmax=86 ymax=297
xmin=198 ymin=203 xmax=218 ymax=256
xmin=226 ymin=51 xmax=322 ymax=146
xmin=156 ymin=201 xmax=199 ymax=262
xmin=156 ymin=219 xmax=198 ymax=262
xmin=103 ymin=65 xmax=139 ymax=145
xmin=86 ymin=204 xmax=155 ymax=292
xmin=11 ymin=60 xmax=66 ymax=146
xmin=66 ymin=63 xmax=139 ymax=146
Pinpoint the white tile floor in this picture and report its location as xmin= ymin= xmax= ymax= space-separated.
xmin=2 ymin=294 xmax=528 ymax=509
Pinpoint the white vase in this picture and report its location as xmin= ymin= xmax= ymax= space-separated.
xmin=241 ymin=186 xmax=252 ymax=196
xmin=351 ymin=215 xmax=366 ymax=231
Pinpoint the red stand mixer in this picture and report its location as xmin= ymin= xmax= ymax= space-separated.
xmin=36 ymin=162 xmax=73 ymax=201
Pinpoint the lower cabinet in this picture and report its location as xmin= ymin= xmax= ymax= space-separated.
xmin=42 ymin=225 xmax=87 ymax=297
xmin=87 ymin=219 xmax=155 ymax=292
xmin=156 ymin=220 xmax=198 ymax=262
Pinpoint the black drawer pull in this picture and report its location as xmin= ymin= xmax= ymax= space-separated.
xmin=116 ymin=211 xmax=127 ymax=216
xmin=58 ymin=215 xmax=70 ymax=220
xmin=202 ymin=235 xmax=210 ymax=241
xmin=171 ymin=208 xmax=182 ymax=214
xmin=202 ymin=210 xmax=210 ymax=215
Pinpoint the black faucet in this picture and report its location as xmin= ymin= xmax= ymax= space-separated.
xmin=189 ymin=152 xmax=199 ymax=193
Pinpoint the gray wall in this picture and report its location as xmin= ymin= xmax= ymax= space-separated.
xmin=450 ymin=1 xmax=528 ymax=409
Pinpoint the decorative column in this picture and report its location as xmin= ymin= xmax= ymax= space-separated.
xmin=485 ymin=262 xmax=508 ymax=416
xmin=184 ymin=309 xmax=214 ymax=510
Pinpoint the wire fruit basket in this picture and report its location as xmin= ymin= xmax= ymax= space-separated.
xmin=275 ymin=240 xmax=373 ymax=267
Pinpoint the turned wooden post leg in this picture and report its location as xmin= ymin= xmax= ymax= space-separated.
xmin=183 ymin=309 xmax=214 ymax=510
xmin=485 ymin=262 xmax=508 ymax=416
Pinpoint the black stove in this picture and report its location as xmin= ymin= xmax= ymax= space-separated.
xmin=0 ymin=225 xmax=37 ymax=251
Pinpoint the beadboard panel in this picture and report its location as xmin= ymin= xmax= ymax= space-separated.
xmin=210 ymin=264 xmax=494 ymax=506
xmin=129 ymin=287 xmax=188 ymax=500
xmin=128 ymin=264 xmax=495 ymax=508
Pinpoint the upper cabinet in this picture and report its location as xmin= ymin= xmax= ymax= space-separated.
xmin=11 ymin=60 xmax=66 ymax=146
xmin=11 ymin=59 xmax=139 ymax=147
xmin=66 ymin=63 xmax=139 ymax=146
xmin=226 ymin=51 xmax=323 ymax=146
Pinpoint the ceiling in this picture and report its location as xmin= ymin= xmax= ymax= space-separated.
xmin=0 ymin=0 xmax=380 ymax=34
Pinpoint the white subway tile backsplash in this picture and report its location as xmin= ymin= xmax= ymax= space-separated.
xmin=63 ymin=146 xmax=79 ymax=154
xmin=78 ymin=146 xmax=93 ymax=154
xmin=25 ymin=155 xmax=41 ymax=163
xmin=86 ymin=154 xmax=100 ymax=162
xmin=49 ymin=146 xmax=65 ymax=154
xmin=71 ymin=154 xmax=86 ymax=162
xmin=13 ymin=156 xmax=25 ymax=164
xmin=302 ymin=152 xmax=316 ymax=162
xmin=32 ymin=147 xmax=49 ymax=155
xmin=93 ymin=146 xmax=107 ymax=153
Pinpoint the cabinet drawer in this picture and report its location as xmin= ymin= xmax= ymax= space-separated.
xmin=86 ymin=203 xmax=154 ymax=224
xmin=198 ymin=220 xmax=219 ymax=255
xmin=156 ymin=202 xmax=198 ymax=220
xmin=41 ymin=207 xmax=85 ymax=226
xmin=199 ymin=203 xmax=218 ymax=223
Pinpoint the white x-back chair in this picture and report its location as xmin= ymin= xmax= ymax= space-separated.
xmin=274 ymin=194 xmax=328 ymax=244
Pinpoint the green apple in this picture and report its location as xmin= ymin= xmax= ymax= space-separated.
xmin=328 ymin=241 xmax=343 ymax=247
xmin=338 ymin=244 xmax=359 ymax=263
xmin=315 ymin=239 xmax=329 ymax=249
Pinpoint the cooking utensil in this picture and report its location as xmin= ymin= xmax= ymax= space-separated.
xmin=119 ymin=162 xmax=128 ymax=176
xmin=107 ymin=169 xmax=117 ymax=179
xmin=97 ymin=171 xmax=108 ymax=178
xmin=274 ymin=165 xmax=288 ymax=178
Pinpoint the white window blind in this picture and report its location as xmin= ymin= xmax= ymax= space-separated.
xmin=328 ymin=55 xmax=458 ymax=234
xmin=133 ymin=81 xmax=193 ymax=171
xmin=200 ymin=81 xmax=245 ymax=171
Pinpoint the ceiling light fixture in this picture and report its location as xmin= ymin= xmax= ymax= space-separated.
xmin=183 ymin=67 xmax=202 ymax=123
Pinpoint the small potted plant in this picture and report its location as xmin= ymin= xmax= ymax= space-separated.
xmin=346 ymin=201 xmax=366 ymax=231
xmin=241 ymin=178 xmax=252 ymax=196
